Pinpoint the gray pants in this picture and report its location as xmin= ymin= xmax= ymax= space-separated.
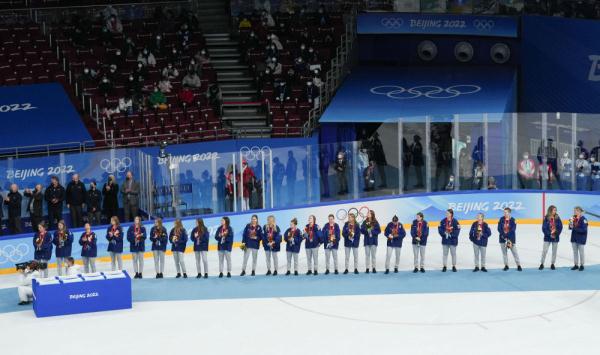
xmin=82 ymin=257 xmax=96 ymax=273
xmin=109 ymin=252 xmax=123 ymax=271
xmin=306 ymin=247 xmax=319 ymax=271
xmin=473 ymin=244 xmax=486 ymax=267
xmin=541 ymin=241 xmax=558 ymax=265
xmin=218 ymin=250 xmax=231 ymax=273
xmin=345 ymin=247 xmax=359 ymax=270
xmin=18 ymin=285 xmax=32 ymax=302
xmin=385 ymin=246 xmax=401 ymax=269
xmin=501 ymin=243 xmax=521 ymax=266
xmin=443 ymin=244 xmax=457 ymax=267
xmin=265 ymin=250 xmax=279 ymax=271
xmin=56 ymin=257 xmax=66 ymax=276
xmin=173 ymin=251 xmax=187 ymax=274
xmin=194 ymin=251 xmax=208 ymax=274
xmin=365 ymin=245 xmax=377 ymax=269
xmin=286 ymin=251 xmax=299 ymax=272
xmin=572 ymin=242 xmax=585 ymax=265
xmin=242 ymin=248 xmax=258 ymax=271
xmin=325 ymin=248 xmax=339 ymax=270
xmin=152 ymin=250 xmax=165 ymax=273
xmin=88 ymin=210 xmax=101 ymax=226
xmin=132 ymin=252 xmax=144 ymax=274
xmin=35 ymin=259 xmax=49 ymax=278
xmin=412 ymin=244 xmax=426 ymax=268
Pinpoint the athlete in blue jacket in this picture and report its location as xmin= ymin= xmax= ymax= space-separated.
xmin=284 ymin=218 xmax=303 ymax=275
xmin=569 ymin=206 xmax=588 ymax=271
xmin=437 ymin=209 xmax=460 ymax=272
xmin=106 ymin=216 xmax=124 ymax=271
xmin=191 ymin=218 xmax=210 ymax=278
xmin=540 ymin=205 xmax=563 ymax=270
xmin=384 ymin=215 xmax=406 ymax=274
xmin=169 ymin=219 xmax=188 ymax=278
xmin=215 ymin=217 xmax=234 ymax=278
xmin=241 ymin=214 xmax=262 ymax=276
xmin=410 ymin=212 xmax=429 ymax=273
xmin=79 ymin=223 xmax=97 ymax=273
xmin=361 ymin=210 xmax=381 ymax=273
xmin=342 ymin=213 xmax=361 ymax=274
xmin=33 ymin=223 xmax=53 ymax=278
xmin=322 ymin=214 xmax=341 ymax=274
xmin=303 ymin=215 xmax=321 ymax=275
xmin=52 ymin=220 xmax=73 ymax=276
xmin=497 ymin=207 xmax=522 ymax=271
xmin=127 ymin=216 xmax=147 ymax=278
xmin=150 ymin=218 xmax=168 ymax=278
xmin=469 ymin=213 xmax=491 ymax=272
xmin=262 ymin=215 xmax=282 ymax=275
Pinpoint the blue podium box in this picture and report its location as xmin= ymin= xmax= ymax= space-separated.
xmin=32 ymin=271 xmax=132 ymax=318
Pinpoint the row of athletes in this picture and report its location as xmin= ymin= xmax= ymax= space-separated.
xmin=30 ymin=205 xmax=588 ymax=279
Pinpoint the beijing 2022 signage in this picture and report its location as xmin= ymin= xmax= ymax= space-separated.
xmin=357 ymin=13 xmax=518 ymax=38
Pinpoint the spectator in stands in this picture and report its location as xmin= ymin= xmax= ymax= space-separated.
xmin=296 ymin=43 xmax=309 ymax=62
xmin=78 ymin=68 xmax=96 ymax=90
xmin=316 ymin=5 xmax=331 ymax=26
xmin=24 ymin=185 xmax=43 ymax=232
xmin=66 ymin=174 xmax=87 ymax=228
xmin=297 ymin=29 xmax=313 ymax=47
xmin=284 ymin=68 xmax=296 ymax=87
xmin=364 ymin=161 xmax=376 ymax=192
xmin=307 ymin=46 xmax=321 ymax=66
xmin=106 ymin=64 xmax=119 ymax=84
xmin=109 ymin=49 xmax=124 ymax=69
xmin=187 ymin=59 xmax=201 ymax=75
xmin=118 ymin=95 xmax=134 ymax=115
xmin=518 ymin=152 xmax=536 ymax=189
xmin=102 ymin=5 xmax=118 ymax=20
xmin=275 ymin=80 xmax=290 ymax=102
xmin=121 ymin=171 xmax=140 ymax=222
xmin=242 ymin=31 xmax=260 ymax=54
xmin=182 ymin=12 xmax=200 ymax=31
xmin=487 ymin=176 xmax=498 ymax=190
xmin=98 ymin=75 xmax=114 ymax=96
xmin=257 ymin=67 xmax=273 ymax=93
xmin=161 ymin=63 xmax=179 ymax=80
xmin=241 ymin=160 xmax=255 ymax=211
xmin=575 ymin=140 xmax=588 ymax=160
xmin=158 ymin=76 xmax=173 ymax=93
xmin=133 ymin=62 xmax=148 ymax=82
xmin=267 ymin=57 xmax=282 ymax=75
xmin=178 ymin=87 xmax=195 ymax=107
xmin=150 ymin=34 xmax=166 ymax=57
xmin=149 ymin=86 xmax=167 ymax=109
xmin=239 ymin=16 xmax=252 ymax=30
xmin=411 ymin=135 xmax=425 ymax=188
xmin=305 ymin=81 xmax=319 ymax=109
xmin=207 ymin=84 xmax=223 ymax=117
xmin=45 ymin=176 xmax=65 ymax=230
xmin=4 ymin=184 xmax=22 ymax=234
xmin=122 ymin=37 xmax=137 ymax=58
xmin=106 ymin=14 xmax=123 ymax=34
xmin=473 ymin=162 xmax=485 ymax=190
xmin=86 ymin=181 xmax=102 ymax=226
xmin=177 ymin=23 xmax=192 ymax=51
xmin=334 ymin=151 xmax=348 ymax=195
xmin=265 ymin=44 xmax=279 ymax=60
xmin=126 ymin=75 xmax=143 ymax=98
xmin=294 ymin=56 xmax=308 ymax=77
xmin=182 ymin=71 xmax=201 ymax=88
xmin=268 ymin=33 xmax=283 ymax=50
xmin=137 ymin=48 xmax=157 ymax=68
xmin=312 ymin=69 xmax=323 ymax=89
xmin=168 ymin=47 xmax=183 ymax=68
xmin=261 ymin=10 xmax=275 ymax=27
xmin=194 ymin=49 xmax=211 ymax=65
xmin=102 ymin=175 xmax=119 ymax=219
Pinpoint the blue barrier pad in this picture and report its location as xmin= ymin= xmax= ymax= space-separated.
xmin=32 ymin=271 xmax=132 ymax=317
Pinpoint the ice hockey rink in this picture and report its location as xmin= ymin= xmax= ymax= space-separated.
xmin=1 ymin=223 xmax=599 ymax=355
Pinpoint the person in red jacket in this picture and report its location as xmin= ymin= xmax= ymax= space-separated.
xmin=241 ymin=159 xmax=255 ymax=211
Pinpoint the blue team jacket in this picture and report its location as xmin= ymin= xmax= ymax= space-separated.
xmin=384 ymin=222 xmax=406 ymax=248
xmin=321 ymin=223 xmax=341 ymax=250
xmin=242 ymin=224 xmax=263 ymax=250
xmin=284 ymin=227 xmax=302 ymax=253
xmin=79 ymin=232 xmax=97 ymax=258
xmin=303 ymin=224 xmax=321 ymax=249
xmin=262 ymin=225 xmax=282 ymax=252
xmin=33 ymin=231 xmax=53 ymax=260
xmin=570 ymin=215 xmax=588 ymax=245
xmin=149 ymin=226 xmax=168 ymax=251
xmin=361 ymin=221 xmax=381 ymax=246
xmin=410 ymin=220 xmax=429 ymax=246
xmin=127 ymin=225 xmax=147 ymax=253
xmin=169 ymin=228 xmax=188 ymax=252
xmin=497 ymin=217 xmax=516 ymax=244
xmin=191 ymin=227 xmax=210 ymax=252
xmin=215 ymin=226 xmax=234 ymax=251
xmin=106 ymin=226 xmax=124 ymax=253
xmin=438 ymin=218 xmax=460 ymax=246
xmin=542 ymin=216 xmax=563 ymax=242
xmin=342 ymin=223 xmax=361 ymax=248
xmin=469 ymin=222 xmax=491 ymax=247
xmin=53 ymin=231 xmax=73 ymax=258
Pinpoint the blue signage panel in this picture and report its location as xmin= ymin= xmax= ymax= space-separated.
xmin=357 ymin=13 xmax=518 ymax=38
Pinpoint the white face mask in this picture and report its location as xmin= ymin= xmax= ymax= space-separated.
xmin=523 ymin=155 xmax=529 ymax=160
xmin=564 ymin=152 xmax=569 ymax=157
xmin=579 ymin=154 xmax=585 ymax=159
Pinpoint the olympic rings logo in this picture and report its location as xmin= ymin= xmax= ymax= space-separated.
xmin=336 ymin=206 xmax=370 ymax=223
xmin=380 ymin=17 xmax=404 ymax=29
xmin=0 ymin=243 xmax=30 ymax=264
xmin=100 ymin=157 xmax=132 ymax=173
xmin=240 ymin=146 xmax=272 ymax=161
xmin=370 ymin=85 xmax=481 ymax=99
xmin=473 ymin=19 xmax=494 ymax=31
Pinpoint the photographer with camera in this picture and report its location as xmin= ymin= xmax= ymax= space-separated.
xmin=17 ymin=261 xmax=40 ymax=305
xmin=65 ymin=257 xmax=81 ymax=276
xmin=33 ymin=223 xmax=53 ymax=278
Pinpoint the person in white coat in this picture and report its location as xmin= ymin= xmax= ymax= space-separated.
xmin=65 ymin=257 xmax=81 ymax=276
xmin=17 ymin=262 xmax=40 ymax=305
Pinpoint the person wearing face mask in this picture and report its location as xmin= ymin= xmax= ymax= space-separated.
xmin=182 ymin=70 xmax=201 ymax=88
xmin=98 ymin=75 xmax=113 ymax=96
xmin=158 ymin=75 xmax=173 ymax=94
xmin=257 ymin=67 xmax=273 ymax=92
xmin=242 ymin=31 xmax=259 ymax=53
xmin=575 ymin=153 xmax=590 ymax=191
xmin=575 ymin=140 xmax=588 ymax=160
xmin=137 ymin=48 xmax=157 ymax=67
xmin=78 ymin=67 xmax=95 ymax=89
xmin=315 ymin=5 xmax=330 ymax=26
xmin=518 ymin=152 xmax=536 ymax=189
xmin=109 ymin=49 xmax=124 ymax=68
xmin=307 ymin=46 xmax=320 ymax=65
xmin=148 ymin=85 xmax=167 ymax=109
xmin=265 ymin=43 xmax=278 ymax=60
xmin=106 ymin=14 xmax=123 ymax=34
xmin=590 ymin=156 xmax=600 ymax=190
xmin=275 ymin=80 xmax=290 ymax=102
xmin=537 ymin=157 xmax=555 ymax=189
xmin=267 ymin=57 xmax=282 ymax=75
xmin=118 ymin=95 xmax=134 ymax=115
xmin=24 ymin=184 xmax=43 ymax=232
xmin=334 ymin=150 xmax=348 ymax=195
xmin=122 ymin=37 xmax=136 ymax=57
xmin=268 ymin=33 xmax=283 ymax=50
xmin=133 ymin=61 xmax=148 ymax=82
xmin=559 ymin=151 xmax=573 ymax=190
xmin=86 ymin=181 xmax=102 ymax=226
xmin=168 ymin=47 xmax=182 ymax=67
xmin=187 ymin=59 xmax=201 ymax=75
xmin=305 ymin=80 xmax=320 ymax=109
xmin=590 ymin=139 xmax=600 ymax=161
xmin=150 ymin=33 xmax=164 ymax=56
xmin=294 ymin=56 xmax=308 ymax=76
xmin=195 ymin=49 xmax=211 ymax=65
xmin=106 ymin=64 xmax=119 ymax=83
xmin=161 ymin=63 xmax=179 ymax=80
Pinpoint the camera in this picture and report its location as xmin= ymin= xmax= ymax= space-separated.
xmin=15 ymin=260 xmax=47 ymax=272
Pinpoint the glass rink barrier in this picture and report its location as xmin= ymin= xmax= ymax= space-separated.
xmin=1 ymin=113 xmax=600 ymax=235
